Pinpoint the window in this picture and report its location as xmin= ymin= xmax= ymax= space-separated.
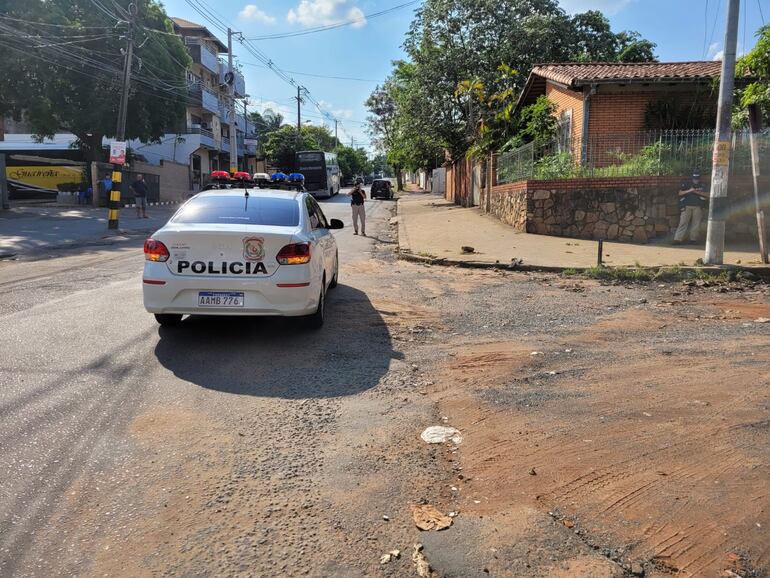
xmin=558 ymin=110 xmax=573 ymax=153
xmin=172 ymin=196 xmax=300 ymax=226
xmin=305 ymin=197 xmax=321 ymax=229
xmin=310 ymin=198 xmax=329 ymax=228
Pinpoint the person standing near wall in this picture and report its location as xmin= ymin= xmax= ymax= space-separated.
xmin=130 ymin=174 xmax=149 ymax=219
xmin=673 ymin=171 xmax=709 ymax=245
xmin=348 ymin=181 xmax=366 ymax=236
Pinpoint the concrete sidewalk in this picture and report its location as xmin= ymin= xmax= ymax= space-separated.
xmin=397 ymin=192 xmax=765 ymax=268
xmin=0 ymin=205 xmax=177 ymax=256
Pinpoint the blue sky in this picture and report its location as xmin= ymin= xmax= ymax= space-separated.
xmin=159 ymin=0 xmax=767 ymax=151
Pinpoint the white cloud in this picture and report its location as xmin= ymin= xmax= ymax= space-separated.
xmin=239 ymin=4 xmax=276 ymax=24
xmin=319 ymin=100 xmax=354 ymax=120
xmin=559 ymin=0 xmax=632 ymax=16
xmin=713 ymin=50 xmax=724 ymax=61
xmin=287 ymin=0 xmax=367 ymax=28
xmin=707 ymin=42 xmax=722 ymax=59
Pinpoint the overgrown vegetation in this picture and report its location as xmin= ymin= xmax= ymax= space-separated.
xmin=562 ymin=265 xmax=744 ymax=284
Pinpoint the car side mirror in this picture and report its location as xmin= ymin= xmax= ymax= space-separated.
xmin=329 ymin=218 xmax=344 ymax=230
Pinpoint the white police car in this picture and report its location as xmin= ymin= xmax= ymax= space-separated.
xmin=142 ymin=188 xmax=342 ymax=328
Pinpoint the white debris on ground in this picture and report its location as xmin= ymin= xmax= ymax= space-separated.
xmin=420 ymin=426 xmax=462 ymax=445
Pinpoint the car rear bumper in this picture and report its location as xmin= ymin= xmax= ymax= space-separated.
xmin=142 ymin=262 xmax=320 ymax=316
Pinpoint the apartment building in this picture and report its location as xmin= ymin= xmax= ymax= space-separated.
xmin=0 ymin=17 xmax=255 ymax=194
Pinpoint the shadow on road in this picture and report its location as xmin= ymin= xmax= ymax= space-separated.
xmin=153 ymin=284 xmax=399 ymax=398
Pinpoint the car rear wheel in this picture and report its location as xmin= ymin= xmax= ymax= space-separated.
xmin=304 ymin=286 xmax=325 ymax=329
xmin=155 ymin=313 xmax=182 ymax=326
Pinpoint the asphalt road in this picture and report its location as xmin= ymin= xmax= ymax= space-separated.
xmin=0 ymin=189 xmax=438 ymax=577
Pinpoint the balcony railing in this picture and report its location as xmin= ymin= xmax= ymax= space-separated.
xmin=185 ymin=38 xmax=219 ymax=73
xmin=188 ymin=83 xmax=220 ymax=114
xmin=187 ymin=125 xmax=215 ymax=140
xmin=218 ymin=61 xmax=246 ymax=98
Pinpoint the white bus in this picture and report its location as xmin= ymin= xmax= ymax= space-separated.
xmin=296 ymin=150 xmax=340 ymax=199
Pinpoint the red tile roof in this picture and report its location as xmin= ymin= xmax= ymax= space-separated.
xmin=530 ymin=62 xmax=724 ymax=87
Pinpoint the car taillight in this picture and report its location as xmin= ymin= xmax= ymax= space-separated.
xmin=276 ymin=242 xmax=311 ymax=265
xmin=144 ymin=239 xmax=170 ymax=262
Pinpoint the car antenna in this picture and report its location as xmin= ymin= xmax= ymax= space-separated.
xmin=244 ymin=189 xmax=249 ymax=211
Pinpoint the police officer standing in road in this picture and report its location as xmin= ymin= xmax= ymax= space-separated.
xmin=348 ymin=181 xmax=366 ymax=236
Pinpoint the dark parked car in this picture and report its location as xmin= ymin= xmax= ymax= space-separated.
xmin=364 ymin=175 xmax=374 ymax=185
xmin=370 ymin=179 xmax=394 ymax=200
xmin=341 ymin=175 xmax=356 ymax=187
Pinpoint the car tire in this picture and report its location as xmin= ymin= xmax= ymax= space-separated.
xmin=329 ymin=254 xmax=339 ymax=289
xmin=155 ymin=313 xmax=182 ymax=326
xmin=304 ymin=287 xmax=325 ymax=329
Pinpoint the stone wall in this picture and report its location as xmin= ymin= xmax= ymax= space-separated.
xmin=487 ymin=181 xmax=528 ymax=230
xmin=487 ymin=176 xmax=770 ymax=243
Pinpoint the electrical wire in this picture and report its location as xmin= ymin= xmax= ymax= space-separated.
xmin=703 ymin=0 xmax=710 ymax=58
xmin=0 ymin=14 xmax=114 ymax=29
xmin=758 ymin=0 xmax=765 ymax=24
xmin=244 ymin=0 xmax=420 ymax=40
xmin=240 ymin=61 xmax=382 ymax=83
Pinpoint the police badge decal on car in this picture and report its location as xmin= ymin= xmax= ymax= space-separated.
xmin=243 ymin=237 xmax=265 ymax=261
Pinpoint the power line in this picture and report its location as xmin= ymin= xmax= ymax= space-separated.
xmin=759 ymin=0 xmax=766 ymax=24
xmin=707 ymin=0 xmax=723 ymax=57
xmin=244 ymin=0 xmax=420 ymax=40
xmin=240 ymin=61 xmax=382 ymax=83
xmin=0 ymin=14 xmax=114 ymax=29
xmin=703 ymin=0 xmax=710 ymax=58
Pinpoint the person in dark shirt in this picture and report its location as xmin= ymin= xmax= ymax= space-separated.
xmin=130 ymin=174 xmax=149 ymax=219
xmin=348 ymin=182 xmax=366 ymax=236
xmin=673 ymin=171 xmax=708 ymax=244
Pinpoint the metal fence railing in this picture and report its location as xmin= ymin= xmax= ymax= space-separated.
xmin=495 ymin=129 xmax=770 ymax=184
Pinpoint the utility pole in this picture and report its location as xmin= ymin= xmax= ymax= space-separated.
xmin=704 ymin=0 xmax=740 ymax=264
xmin=243 ymin=99 xmax=249 ymax=173
xmin=748 ymin=104 xmax=768 ymax=263
xmin=295 ymin=85 xmax=302 ymax=150
xmin=227 ymin=28 xmax=237 ymax=174
xmin=108 ymin=2 xmax=136 ymax=230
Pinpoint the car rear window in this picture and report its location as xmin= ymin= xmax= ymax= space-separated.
xmin=172 ymin=195 xmax=300 ymax=226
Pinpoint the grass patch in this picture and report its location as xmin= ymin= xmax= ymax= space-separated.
xmin=561 ymin=265 xmax=739 ymax=283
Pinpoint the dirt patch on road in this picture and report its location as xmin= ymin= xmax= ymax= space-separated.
xmin=428 ymin=290 xmax=770 ymax=576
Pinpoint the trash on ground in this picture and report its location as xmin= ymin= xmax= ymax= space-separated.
xmin=411 ymin=504 xmax=453 ymax=531
xmin=421 ymin=426 xmax=462 ymax=445
xmin=461 ymin=246 xmax=475 ymax=254
xmin=412 ymin=544 xmax=433 ymax=578
xmin=380 ymin=550 xmax=401 ymax=564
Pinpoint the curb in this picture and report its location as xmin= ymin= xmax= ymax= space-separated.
xmin=394 ymin=197 xmax=770 ymax=277
xmin=395 ymin=250 xmax=770 ymax=277
xmin=123 ymin=200 xmax=182 ymax=208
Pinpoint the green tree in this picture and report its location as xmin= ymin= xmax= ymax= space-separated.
xmin=336 ymin=146 xmax=369 ymax=179
xmin=262 ymin=123 xmax=337 ymax=171
xmin=736 ymin=25 xmax=770 ymax=124
xmin=0 ymin=0 xmax=191 ymax=161
xmin=368 ymin=0 xmax=656 ymax=166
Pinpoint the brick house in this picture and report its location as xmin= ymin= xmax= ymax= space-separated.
xmin=515 ymin=61 xmax=722 ymax=160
